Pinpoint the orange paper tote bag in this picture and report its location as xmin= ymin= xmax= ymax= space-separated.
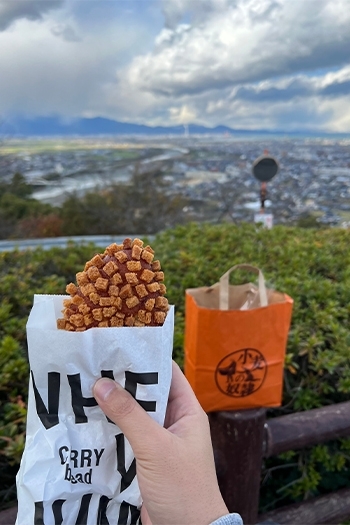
xmin=184 ymin=264 xmax=293 ymax=413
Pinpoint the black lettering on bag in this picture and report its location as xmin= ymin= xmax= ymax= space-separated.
xmin=97 ymin=495 xmax=111 ymax=525
xmin=31 ymin=369 xmax=158 ymax=429
xmin=70 ymin=449 xmax=79 ymax=467
xmin=95 ymin=448 xmax=105 ymax=466
xmin=34 ymin=495 xmax=111 ymax=524
xmin=52 ymin=499 xmax=65 ymax=525
xmin=101 ymin=370 xmax=116 ymax=424
xmin=75 ymin=493 xmax=93 ymax=525
xmin=116 ymin=434 xmax=136 ymax=492
xmin=80 ymin=449 xmax=92 ymax=467
xmin=124 ymin=372 xmax=158 ymax=412
xmin=59 ymin=445 xmax=69 ymax=464
xmin=117 ymin=501 xmax=140 ymax=525
xmin=101 ymin=370 xmax=114 ymax=380
xmin=31 ymin=371 xmax=60 ymax=430
xmin=34 ymin=500 xmax=65 ymax=525
xmin=68 ymin=374 xmax=98 ymax=424
xmin=34 ymin=501 xmax=44 ymax=525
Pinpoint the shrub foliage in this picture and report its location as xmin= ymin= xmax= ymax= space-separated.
xmin=1 ymin=223 xmax=350 ymax=511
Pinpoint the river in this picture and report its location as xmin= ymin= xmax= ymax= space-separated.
xmin=31 ymin=146 xmax=188 ymax=205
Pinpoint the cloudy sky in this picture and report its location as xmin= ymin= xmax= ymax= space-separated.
xmin=1 ymin=0 xmax=350 ymax=133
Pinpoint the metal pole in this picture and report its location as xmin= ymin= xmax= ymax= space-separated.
xmin=260 ymin=182 xmax=267 ymax=212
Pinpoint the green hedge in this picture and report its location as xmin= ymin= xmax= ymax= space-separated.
xmin=1 ymin=224 xmax=350 ymax=511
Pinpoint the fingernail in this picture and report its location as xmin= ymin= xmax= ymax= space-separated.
xmin=94 ymin=377 xmax=117 ymax=401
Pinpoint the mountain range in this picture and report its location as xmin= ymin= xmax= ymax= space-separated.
xmin=0 ymin=116 xmax=348 ymax=138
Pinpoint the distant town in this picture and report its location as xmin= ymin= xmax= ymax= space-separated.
xmin=1 ymin=134 xmax=350 ymax=228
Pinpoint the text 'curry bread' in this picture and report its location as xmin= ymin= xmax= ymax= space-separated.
xmin=57 ymin=238 xmax=169 ymax=330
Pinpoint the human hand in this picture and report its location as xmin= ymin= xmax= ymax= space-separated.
xmin=93 ymin=361 xmax=229 ymax=525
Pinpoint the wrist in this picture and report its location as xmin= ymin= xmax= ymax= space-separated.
xmin=203 ymin=498 xmax=230 ymax=525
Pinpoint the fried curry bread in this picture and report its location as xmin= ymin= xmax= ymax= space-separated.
xmin=57 ymin=238 xmax=168 ymax=331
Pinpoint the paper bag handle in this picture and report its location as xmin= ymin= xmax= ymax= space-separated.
xmin=219 ymin=264 xmax=268 ymax=310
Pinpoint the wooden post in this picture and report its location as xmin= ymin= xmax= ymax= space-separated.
xmin=209 ymin=408 xmax=266 ymax=525
xmin=0 ymin=506 xmax=17 ymax=525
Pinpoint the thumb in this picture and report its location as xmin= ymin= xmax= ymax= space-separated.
xmin=93 ymin=377 xmax=162 ymax=455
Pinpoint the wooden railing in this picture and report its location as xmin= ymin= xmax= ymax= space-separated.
xmin=209 ymin=400 xmax=350 ymax=524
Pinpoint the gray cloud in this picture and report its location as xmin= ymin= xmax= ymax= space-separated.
xmin=248 ymin=0 xmax=281 ymax=22
xmin=51 ymin=23 xmax=80 ymax=42
xmin=0 ymin=0 xmax=64 ymax=31
xmin=232 ymin=74 xmax=350 ymax=104
xmin=234 ymin=80 xmax=314 ymax=103
xmin=125 ymin=0 xmax=350 ymax=99
xmin=110 ymin=60 xmax=350 ymax=132
xmin=161 ymin=0 xmax=236 ymax=28
xmin=161 ymin=0 xmax=190 ymax=28
xmin=0 ymin=0 xmax=349 ymax=133
xmin=0 ymin=5 xmax=151 ymax=120
xmin=322 ymin=80 xmax=350 ymax=97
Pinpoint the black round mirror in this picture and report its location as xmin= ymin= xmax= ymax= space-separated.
xmin=252 ymin=155 xmax=279 ymax=182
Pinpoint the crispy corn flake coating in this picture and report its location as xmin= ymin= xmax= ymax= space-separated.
xmin=57 ymin=238 xmax=168 ymax=330
xmin=87 ymin=266 xmax=100 ymax=282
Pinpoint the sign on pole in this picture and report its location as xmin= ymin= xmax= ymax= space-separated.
xmin=252 ymin=152 xmax=279 ymax=224
xmin=254 ymin=213 xmax=273 ymax=229
xmin=252 ymin=154 xmax=279 ymax=182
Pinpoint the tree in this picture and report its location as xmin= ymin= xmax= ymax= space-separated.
xmin=59 ymin=167 xmax=190 ymax=236
xmin=0 ymin=173 xmax=32 ymax=199
xmin=0 ymin=174 xmax=57 ymax=239
xmin=10 ymin=172 xmax=33 ymax=198
xmin=15 ymin=214 xmax=63 ymax=238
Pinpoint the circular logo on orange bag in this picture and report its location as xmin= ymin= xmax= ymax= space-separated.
xmin=215 ymin=348 xmax=267 ymax=398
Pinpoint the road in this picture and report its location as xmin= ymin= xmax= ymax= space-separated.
xmin=0 ymin=235 xmax=153 ymax=252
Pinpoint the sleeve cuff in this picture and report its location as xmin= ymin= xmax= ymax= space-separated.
xmin=210 ymin=513 xmax=243 ymax=525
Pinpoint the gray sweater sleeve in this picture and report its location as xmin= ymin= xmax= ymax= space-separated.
xmin=210 ymin=513 xmax=243 ymax=525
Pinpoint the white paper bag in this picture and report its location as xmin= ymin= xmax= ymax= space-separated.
xmin=16 ymin=295 xmax=174 ymax=525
